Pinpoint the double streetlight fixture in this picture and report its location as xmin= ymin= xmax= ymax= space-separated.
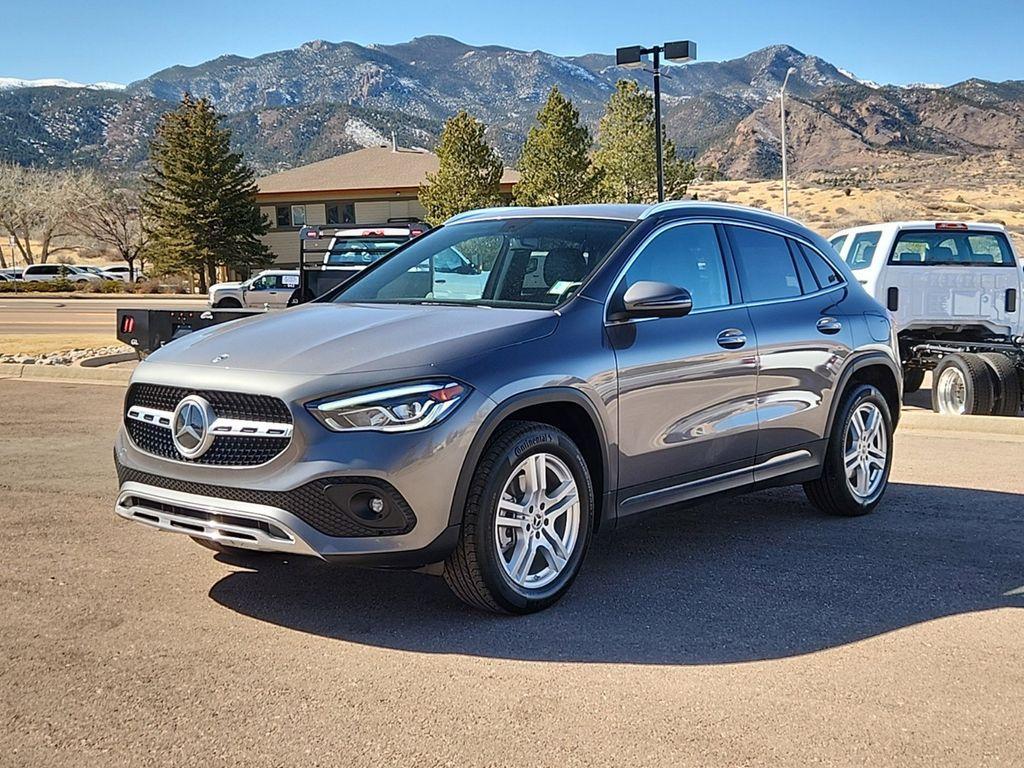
xmin=616 ymin=40 xmax=697 ymax=202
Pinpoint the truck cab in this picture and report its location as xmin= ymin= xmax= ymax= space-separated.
xmin=830 ymin=221 xmax=1021 ymax=337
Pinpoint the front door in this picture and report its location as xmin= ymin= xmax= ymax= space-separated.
xmin=609 ymin=222 xmax=759 ymax=506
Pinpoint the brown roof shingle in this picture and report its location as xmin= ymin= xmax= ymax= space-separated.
xmin=256 ymin=146 xmax=520 ymax=195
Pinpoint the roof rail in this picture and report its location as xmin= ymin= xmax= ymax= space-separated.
xmin=444 ymin=206 xmax=521 ymax=225
xmin=639 ymin=200 xmax=799 ymax=225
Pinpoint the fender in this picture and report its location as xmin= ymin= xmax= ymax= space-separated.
xmin=824 ymin=350 xmax=902 ymax=438
xmin=446 ymin=386 xmax=613 ymax=529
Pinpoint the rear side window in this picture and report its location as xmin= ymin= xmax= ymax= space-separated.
xmin=845 ymin=231 xmax=881 ymax=270
xmin=889 ymin=230 xmax=1016 ymax=266
xmin=622 ymin=223 xmax=730 ymax=310
xmin=798 ymin=243 xmax=843 ymax=288
xmin=727 ymin=226 xmax=801 ymax=302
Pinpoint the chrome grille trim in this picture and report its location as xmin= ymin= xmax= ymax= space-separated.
xmin=126 ymin=405 xmax=293 ymax=438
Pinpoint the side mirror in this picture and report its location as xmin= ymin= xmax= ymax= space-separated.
xmin=618 ymin=281 xmax=693 ymax=320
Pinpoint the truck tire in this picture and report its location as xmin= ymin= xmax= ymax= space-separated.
xmin=903 ymin=368 xmax=925 ymax=394
xmin=979 ymin=352 xmax=1021 ymax=417
xmin=931 ymin=353 xmax=996 ymax=415
xmin=804 ymin=383 xmax=893 ymax=517
xmin=443 ymin=421 xmax=593 ymax=614
xmin=214 ymin=297 xmax=242 ymax=308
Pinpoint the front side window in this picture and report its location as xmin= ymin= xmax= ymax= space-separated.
xmin=333 ymin=217 xmax=630 ymax=308
xmin=727 ymin=226 xmax=801 ymax=302
xmin=620 ymin=223 xmax=730 ymax=310
xmin=829 ymin=234 xmax=848 ymax=254
xmin=845 ymin=231 xmax=882 ymax=270
xmin=889 ymin=230 xmax=1016 ymax=266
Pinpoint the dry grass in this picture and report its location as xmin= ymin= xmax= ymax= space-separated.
xmin=690 ymin=177 xmax=1024 ymax=249
xmin=0 ymin=333 xmax=121 ymax=357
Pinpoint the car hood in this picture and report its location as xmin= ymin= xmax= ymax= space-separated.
xmin=209 ymin=281 xmax=242 ymax=293
xmin=145 ymin=302 xmax=559 ymax=375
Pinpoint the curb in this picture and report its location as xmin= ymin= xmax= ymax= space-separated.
xmin=898 ymin=409 xmax=1024 ymax=437
xmin=0 ymin=362 xmax=132 ymax=386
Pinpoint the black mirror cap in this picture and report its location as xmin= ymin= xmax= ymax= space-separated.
xmin=618 ymin=281 xmax=693 ymax=319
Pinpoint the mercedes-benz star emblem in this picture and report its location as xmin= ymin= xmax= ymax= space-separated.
xmin=171 ymin=395 xmax=215 ymax=459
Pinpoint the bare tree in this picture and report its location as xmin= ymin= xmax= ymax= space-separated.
xmin=72 ymin=187 xmax=148 ymax=280
xmin=0 ymin=164 xmax=98 ymax=265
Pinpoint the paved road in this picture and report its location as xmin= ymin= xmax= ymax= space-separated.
xmin=1 ymin=380 xmax=1021 ymax=767
xmin=0 ymin=297 xmax=207 ymax=335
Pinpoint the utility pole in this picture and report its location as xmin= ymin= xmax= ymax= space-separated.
xmin=616 ymin=40 xmax=697 ymax=203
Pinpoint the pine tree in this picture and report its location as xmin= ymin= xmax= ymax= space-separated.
xmin=515 ymin=87 xmax=599 ymax=206
xmin=143 ymin=94 xmax=270 ymax=291
xmin=593 ymin=80 xmax=696 ymax=204
xmin=419 ymin=111 xmax=504 ymax=225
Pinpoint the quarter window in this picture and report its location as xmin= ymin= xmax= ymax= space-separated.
xmin=621 ymin=223 xmax=730 ymax=310
xmin=798 ymin=243 xmax=843 ymax=288
xmin=727 ymin=226 xmax=801 ymax=302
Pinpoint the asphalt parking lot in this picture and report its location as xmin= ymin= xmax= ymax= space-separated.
xmin=1 ymin=379 xmax=1022 ymax=767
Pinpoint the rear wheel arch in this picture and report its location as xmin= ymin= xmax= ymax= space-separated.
xmin=449 ymin=388 xmax=611 ymax=532
xmin=825 ymin=353 xmax=901 ymax=437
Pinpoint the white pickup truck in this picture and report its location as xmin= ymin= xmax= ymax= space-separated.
xmin=208 ymin=269 xmax=300 ymax=308
xmin=830 ymin=221 xmax=1023 ymax=416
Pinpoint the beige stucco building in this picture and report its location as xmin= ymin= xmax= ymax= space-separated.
xmin=256 ymin=146 xmax=520 ymax=265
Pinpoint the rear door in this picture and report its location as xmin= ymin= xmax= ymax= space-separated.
xmin=883 ymin=227 xmax=1020 ymax=336
xmin=725 ymin=223 xmax=854 ymax=465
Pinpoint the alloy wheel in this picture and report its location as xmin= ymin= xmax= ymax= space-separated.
xmin=844 ymin=401 xmax=888 ymax=500
xmin=494 ymin=452 xmax=581 ymax=590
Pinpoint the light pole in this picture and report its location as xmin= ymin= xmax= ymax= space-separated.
xmin=780 ymin=66 xmax=797 ymax=216
xmin=616 ymin=40 xmax=697 ymax=202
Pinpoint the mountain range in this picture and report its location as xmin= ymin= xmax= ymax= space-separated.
xmin=1 ymin=36 xmax=1022 ymax=180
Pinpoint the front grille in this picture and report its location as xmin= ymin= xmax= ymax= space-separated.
xmin=127 ymin=383 xmax=291 ymax=422
xmin=116 ymin=462 xmax=417 ymax=538
xmin=124 ymin=383 xmax=292 ymax=466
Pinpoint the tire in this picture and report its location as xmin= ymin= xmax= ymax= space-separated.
xmin=978 ymin=352 xmax=1021 ymax=417
xmin=214 ymin=297 xmax=242 ymax=308
xmin=931 ymin=353 xmax=996 ymax=415
xmin=804 ymin=383 xmax=893 ymax=517
xmin=902 ymin=368 xmax=925 ymax=394
xmin=443 ymin=421 xmax=594 ymax=614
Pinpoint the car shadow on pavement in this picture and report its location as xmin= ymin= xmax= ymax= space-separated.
xmin=208 ymin=482 xmax=1023 ymax=664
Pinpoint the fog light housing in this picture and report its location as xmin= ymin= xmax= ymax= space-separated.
xmin=322 ymin=482 xmax=409 ymax=530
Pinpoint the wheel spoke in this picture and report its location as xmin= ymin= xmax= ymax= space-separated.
xmin=539 ymin=530 xmax=568 ymax=573
xmin=524 ymin=453 xmax=546 ymax=496
xmin=507 ymin=536 xmax=535 ymax=582
xmin=544 ymin=480 xmax=577 ymax=517
xmin=496 ymin=499 xmax=529 ymax=530
xmin=844 ymin=448 xmax=860 ymax=471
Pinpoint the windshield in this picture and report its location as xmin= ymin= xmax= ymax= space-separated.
xmin=889 ymin=230 xmax=1016 ymax=266
xmin=325 ymin=237 xmax=408 ymax=267
xmin=331 ymin=217 xmax=631 ymax=308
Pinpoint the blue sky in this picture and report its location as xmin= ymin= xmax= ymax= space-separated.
xmin=2 ymin=0 xmax=1021 ymax=86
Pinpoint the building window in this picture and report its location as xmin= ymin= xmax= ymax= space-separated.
xmin=275 ymin=205 xmax=290 ymax=228
xmin=291 ymin=205 xmax=306 ymax=226
xmin=326 ymin=202 xmax=355 ymax=226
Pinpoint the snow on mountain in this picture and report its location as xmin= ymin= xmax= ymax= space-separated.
xmin=0 ymin=77 xmax=126 ymax=91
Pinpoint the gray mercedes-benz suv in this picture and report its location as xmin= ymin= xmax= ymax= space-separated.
xmin=114 ymin=202 xmax=901 ymax=613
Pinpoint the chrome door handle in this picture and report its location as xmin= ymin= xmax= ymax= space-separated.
xmin=716 ymin=328 xmax=747 ymax=349
xmin=816 ymin=317 xmax=843 ymax=335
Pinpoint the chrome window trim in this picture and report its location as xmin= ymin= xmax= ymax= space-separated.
xmin=603 ymin=217 xmax=847 ymax=325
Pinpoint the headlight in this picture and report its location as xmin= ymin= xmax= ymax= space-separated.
xmin=307 ymin=381 xmax=469 ymax=433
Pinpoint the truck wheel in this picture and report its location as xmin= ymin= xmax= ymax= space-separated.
xmin=443 ymin=421 xmax=593 ymax=614
xmin=931 ymin=353 xmax=995 ymax=415
xmin=804 ymin=383 xmax=893 ymax=517
xmin=979 ymin=352 xmax=1021 ymax=417
xmin=903 ymin=368 xmax=925 ymax=394
xmin=214 ymin=297 xmax=242 ymax=308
